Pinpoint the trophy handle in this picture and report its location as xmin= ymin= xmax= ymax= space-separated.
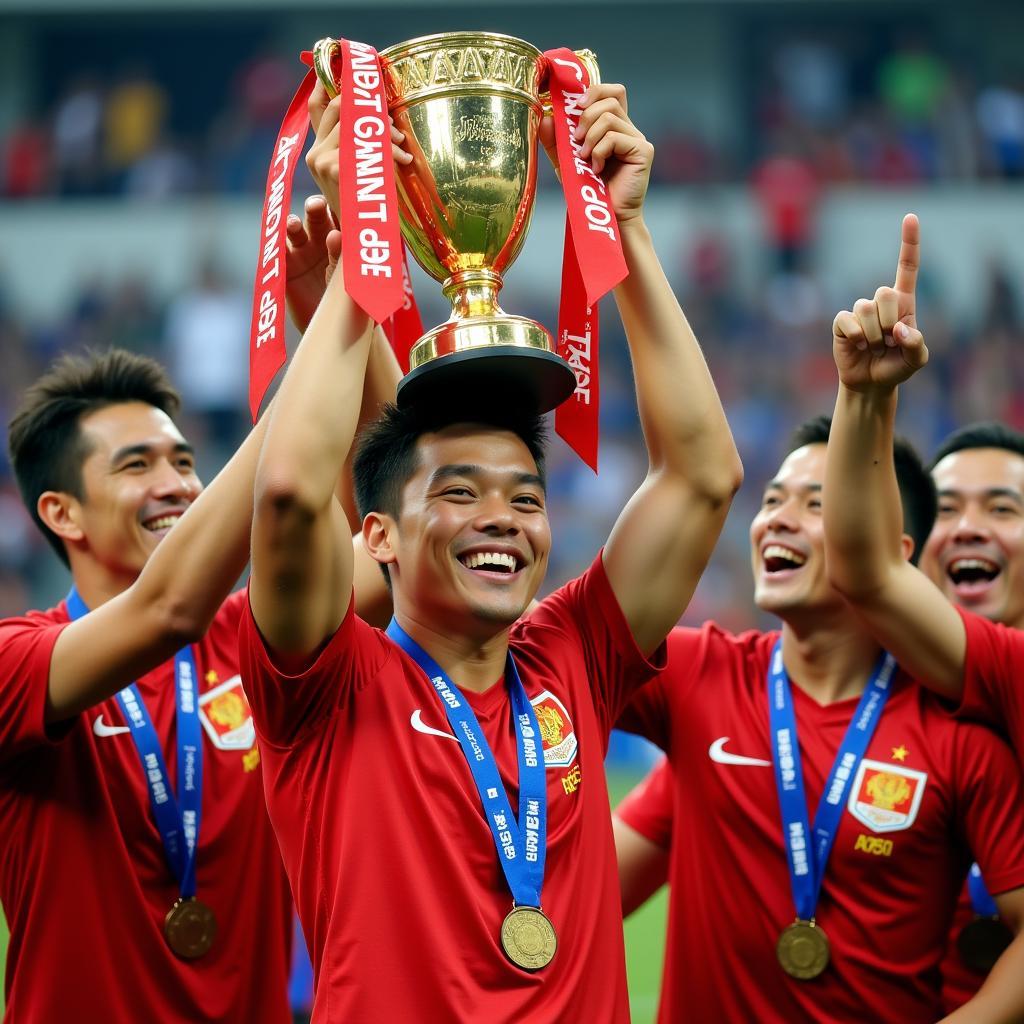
xmin=541 ymin=49 xmax=601 ymax=116
xmin=312 ymin=38 xmax=342 ymax=97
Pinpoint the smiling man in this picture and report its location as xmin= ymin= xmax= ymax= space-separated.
xmin=240 ymin=81 xmax=742 ymax=1021
xmin=616 ymin=409 xmax=1024 ymax=1023
xmin=0 ymin=197 xmax=396 ymax=1021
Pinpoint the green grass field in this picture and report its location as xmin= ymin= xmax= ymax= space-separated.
xmin=0 ymin=769 xmax=666 ymax=1020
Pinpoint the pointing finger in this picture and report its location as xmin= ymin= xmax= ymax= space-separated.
xmin=894 ymin=213 xmax=920 ymax=298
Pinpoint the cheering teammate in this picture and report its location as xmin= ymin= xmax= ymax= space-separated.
xmin=240 ymin=79 xmax=741 ymax=1021
xmin=0 ymin=200 xmax=394 ymax=1020
xmin=823 ymin=217 xmax=1024 ymax=1019
xmin=616 ymin=405 xmax=1024 ymax=1021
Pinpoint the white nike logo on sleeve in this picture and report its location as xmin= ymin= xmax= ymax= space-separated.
xmin=410 ymin=710 xmax=458 ymax=742
xmin=708 ymin=736 xmax=771 ymax=767
xmin=93 ymin=715 xmax=130 ymax=738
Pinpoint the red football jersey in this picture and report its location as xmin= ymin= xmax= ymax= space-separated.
xmin=940 ymin=607 xmax=1024 ymax=1010
xmin=615 ymin=756 xmax=672 ymax=852
xmin=239 ymin=554 xmax=665 ymax=1023
xmin=618 ymin=624 xmax=1024 ymax=1024
xmin=0 ymin=590 xmax=292 ymax=1023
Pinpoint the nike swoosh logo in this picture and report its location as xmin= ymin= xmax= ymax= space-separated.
xmin=93 ymin=715 xmax=130 ymax=738
xmin=410 ymin=710 xmax=458 ymax=742
xmin=708 ymin=736 xmax=771 ymax=767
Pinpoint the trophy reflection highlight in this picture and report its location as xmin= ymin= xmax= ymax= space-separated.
xmin=313 ymin=32 xmax=588 ymax=413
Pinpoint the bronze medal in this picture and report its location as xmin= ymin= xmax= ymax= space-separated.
xmin=500 ymin=906 xmax=557 ymax=971
xmin=777 ymin=919 xmax=830 ymax=980
xmin=164 ymin=897 xmax=217 ymax=959
xmin=957 ymin=915 xmax=1013 ymax=974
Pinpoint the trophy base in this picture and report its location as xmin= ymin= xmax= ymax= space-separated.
xmin=398 ymin=316 xmax=578 ymax=415
xmin=397 ymin=346 xmax=578 ymax=416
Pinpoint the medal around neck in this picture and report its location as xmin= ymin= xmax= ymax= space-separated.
xmin=501 ymin=905 xmax=558 ymax=971
xmin=164 ymin=897 xmax=217 ymax=960
xmin=777 ymin=919 xmax=830 ymax=980
xmin=958 ymin=916 xmax=1012 ymax=974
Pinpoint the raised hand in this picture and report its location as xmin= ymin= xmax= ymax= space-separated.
xmin=305 ymin=81 xmax=412 ymax=222
xmin=538 ymin=83 xmax=653 ymax=225
xmin=285 ymin=195 xmax=336 ymax=332
xmin=832 ymin=213 xmax=928 ymax=393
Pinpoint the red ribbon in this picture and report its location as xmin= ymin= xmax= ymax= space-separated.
xmin=248 ymin=68 xmax=315 ymax=420
xmin=382 ymin=249 xmax=424 ymax=373
xmin=544 ymin=49 xmax=629 ymax=472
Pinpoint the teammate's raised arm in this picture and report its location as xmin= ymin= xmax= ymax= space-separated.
xmin=822 ymin=213 xmax=968 ymax=697
xmin=568 ymin=84 xmax=742 ymax=656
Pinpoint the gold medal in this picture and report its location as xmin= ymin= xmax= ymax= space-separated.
xmin=164 ymin=897 xmax=217 ymax=959
xmin=957 ymin=916 xmax=1013 ymax=974
xmin=777 ymin=919 xmax=830 ymax=980
xmin=500 ymin=906 xmax=557 ymax=971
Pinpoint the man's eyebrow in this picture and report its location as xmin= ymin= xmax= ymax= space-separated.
xmin=937 ymin=487 xmax=1024 ymax=501
xmin=427 ymin=464 xmax=544 ymax=489
xmin=110 ymin=441 xmax=195 ymax=464
xmin=764 ymin=480 xmax=822 ymax=493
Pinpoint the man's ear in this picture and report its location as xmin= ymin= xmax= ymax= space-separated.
xmin=900 ymin=532 xmax=915 ymax=563
xmin=363 ymin=512 xmax=397 ymax=567
xmin=37 ymin=491 xmax=85 ymax=545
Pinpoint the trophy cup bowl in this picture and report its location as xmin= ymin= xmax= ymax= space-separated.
xmin=313 ymin=31 xmax=585 ymax=414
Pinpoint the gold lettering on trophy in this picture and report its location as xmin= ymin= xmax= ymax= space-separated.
xmin=452 ymin=114 xmax=523 ymax=150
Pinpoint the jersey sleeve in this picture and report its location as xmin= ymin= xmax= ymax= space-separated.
xmin=614 ymin=757 xmax=673 ymax=850
xmin=615 ymin=627 xmax=708 ymax=752
xmin=516 ymin=550 xmax=668 ymax=736
xmin=0 ymin=615 xmax=73 ymax=761
xmin=956 ymin=607 xmax=1024 ymax=745
xmin=955 ymin=721 xmax=1024 ymax=898
xmin=238 ymin=587 xmax=392 ymax=748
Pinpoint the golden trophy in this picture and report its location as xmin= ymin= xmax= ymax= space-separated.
xmin=312 ymin=31 xmax=595 ymax=413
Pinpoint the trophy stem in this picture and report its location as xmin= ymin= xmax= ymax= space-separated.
xmin=442 ymin=269 xmax=505 ymax=319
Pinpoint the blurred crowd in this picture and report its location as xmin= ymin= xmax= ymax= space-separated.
xmin=3 ymin=39 xmax=1024 ymax=201
xmin=0 ymin=218 xmax=1020 ymax=628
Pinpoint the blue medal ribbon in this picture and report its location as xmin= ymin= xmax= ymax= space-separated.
xmin=968 ymin=862 xmax=999 ymax=918
xmin=386 ymin=620 xmax=547 ymax=909
xmin=767 ymin=640 xmax=896 ymax=921
xmin=66 ymin=587 xmax=202 ymax=899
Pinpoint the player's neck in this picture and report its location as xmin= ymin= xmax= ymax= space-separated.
xmin=780 ymin=615 xmax=884 ymax=705
xmin=394 ymin=610 xmax=510 ymax=694
xmin=68 ymin=553 xmax=137 ymax=611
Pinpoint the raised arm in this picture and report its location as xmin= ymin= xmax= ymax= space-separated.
xmin=822 ymin=214 xmax=967 ymax=697
xmin=564 ymin=84 xmax=742 ymax=655
xmin=249 ymin=88 xmax=388 ymax=658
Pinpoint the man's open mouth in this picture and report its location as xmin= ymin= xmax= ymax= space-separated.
xmin=457 ymin=551 xmax=523 ymax=575
xmin=763 ymin=544 xmax=807 ymax=574
xmin=143 ymin=513 xmax=183 ymax=533
xmin=947 ymin=556 xmax=1000 ymax=589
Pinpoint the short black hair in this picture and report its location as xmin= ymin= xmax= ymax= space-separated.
xmin=8 ymin=348 xmax=181 ymax=567
xmin=929 ymin=421 xmax=1024 ymax=470
xmin=353 ymin=402 xmax=547 ymax=584
xmin=785 ymin=414 xmax=936 ymax=565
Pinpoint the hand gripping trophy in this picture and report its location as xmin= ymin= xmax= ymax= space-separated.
xmin=311 ymin=31 xmax=600 ymax=415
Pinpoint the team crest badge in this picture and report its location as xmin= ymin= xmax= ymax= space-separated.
xmin=198 ymin=675 xmax=256 ymax=751
xmin=847 ymin=758 xmax=927 ymax=833
xmin=530 ymin=691 xmax=578 ymax=768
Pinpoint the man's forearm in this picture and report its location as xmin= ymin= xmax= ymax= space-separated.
xmin=614 ymin=219 xmax=739 ymax=497
xmin=824 ymin=385 xmax=903 ymax=598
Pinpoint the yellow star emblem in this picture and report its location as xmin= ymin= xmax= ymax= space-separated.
xmin=243 ymin=748 xmax=261 ymax=773
xmin=891 ymin=745 xmax=909 ymax=763
xmin=205 ymin=670 xmax=219 ymax=685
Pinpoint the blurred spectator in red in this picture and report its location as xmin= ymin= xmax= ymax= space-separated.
xmin=751 ymin=140 xmax=820 ymax=271
xmin=3 ymin=122 xmax=50 ymax=197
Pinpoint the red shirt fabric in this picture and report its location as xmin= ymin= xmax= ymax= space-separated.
xmin=615 ymin=756 xmax=672 ymax=851
xmin=618 ymin=623 xmax=1024 ymax=1024
xmin=239 ymin=554 xmax=665 ymax=1023
xmin=0 ymin=590 xmax=292 ymax=1023
xmin=941 ymin=607 xmax=1024 ymax=1010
